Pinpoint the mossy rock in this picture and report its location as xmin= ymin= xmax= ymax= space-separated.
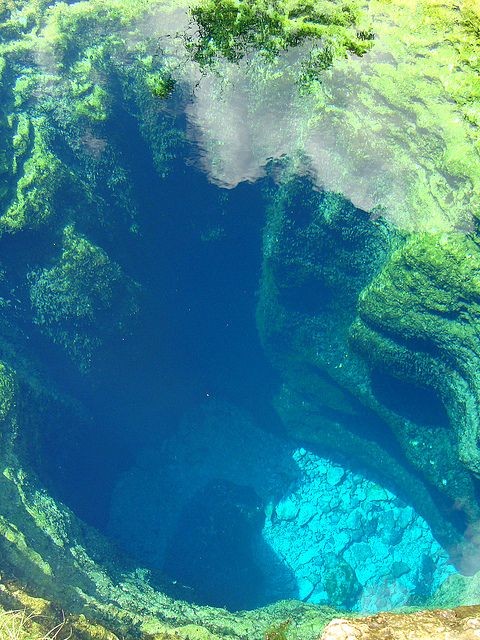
xmin=0 ymin=363 xmax=15 ymax=423
xmin=29 ymin=225 xmax=140 ymax=371
xmin=353 ymin=232 xmax=480 ymax=482
xmin=0 ymin=118 xmax=65 ymax=235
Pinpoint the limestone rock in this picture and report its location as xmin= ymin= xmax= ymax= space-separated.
xmin=320 ymin=606 xmax=480 ymax=639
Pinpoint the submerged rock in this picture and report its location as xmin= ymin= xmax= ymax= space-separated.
xmin=109 ymin=402 xmax=454 ymax=612
xmin=263 ymin=449 xmax=454 ymax=611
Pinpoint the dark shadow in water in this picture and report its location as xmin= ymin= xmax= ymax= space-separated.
xmin=26 ymin=102 xmax=283 ymax=534
xmin=371 ymin=369 xmax=450 ymax=429
xmin=162 ymin=480 xmax=296 ymax=611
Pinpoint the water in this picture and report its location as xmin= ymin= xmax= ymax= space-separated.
xmin=1 ymin=0 xmax=480 ymax=629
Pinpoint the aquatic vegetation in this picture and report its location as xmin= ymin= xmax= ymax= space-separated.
xmin=183 ymin=0 xmax=480 ymax=231
xmin=187 ymin=0 xmax=372 ymax=68
xmin=0 ymin=364 xmax=16 ymax=423
xmin=145 ymin=71 xmax=176 ymax=99
xmin=264 ymin=619 xmax=291 ymax=640
xmin=0 ymin=118 xmax=65 ymax=235
xmin=353 ymin=232 xmax=480 ymax=485
xmin=28 ymin=226 xmax=140 ymax=371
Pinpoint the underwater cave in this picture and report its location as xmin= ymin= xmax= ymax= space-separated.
xmin=18 ymin=118 xmax=462 ymax=614
xmin=1 ymin=1 xmax=480 ymax=637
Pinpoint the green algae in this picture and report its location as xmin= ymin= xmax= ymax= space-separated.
xmin=187 ymin=0 xmax=372 ymax=68
xmin=349 ymin=231 xmax=480 ymax=521
xmin=0 ymin=364 xmax=15 ymax=423
xmin=146 ymin=72 xmax=176 ymax=99
xmin=182 ymin=0 xmax=480 ymax=231
xmin=264 ymin=618 xmax=291 ymax=640
xmin=0 ymin=0 xmax=479 ymax=233
xmin=1 ymin=117 xmax=65 ymax=234
xmin=29 ymin=226 xmax=140 ymax=371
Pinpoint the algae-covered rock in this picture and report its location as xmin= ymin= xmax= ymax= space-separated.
xmin=187 ymin=0 xmax=372 ymax=66
xmin=352 ymin=232 xmax=480 ymax=493
xmin=0 ymin=363 xmax=16 ymax=423
xmin=29 ymin=226 xmax=140 ymax=371
xmin=0 ymin=116 xmax=66 ymax=235
xmin=256 ymin=176 xmax=471 ymax=546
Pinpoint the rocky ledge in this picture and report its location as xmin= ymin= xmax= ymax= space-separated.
xmin=320 ymin=606 xmax=480 ymax=639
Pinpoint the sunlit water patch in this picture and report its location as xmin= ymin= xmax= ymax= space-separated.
xmin=263 ymin=448 xmax=455 ymax=612
xmin=108 ymin=402 xmax=455 ymax=612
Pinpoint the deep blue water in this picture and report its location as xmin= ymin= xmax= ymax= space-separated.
xmin=32 ymin=154 xmax=281 ymax=526
xmin=17 ymin=101 xmax=465 ymax=613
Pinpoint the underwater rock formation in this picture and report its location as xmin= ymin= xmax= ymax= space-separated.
xmin=257 ymin=178 xmax=480 ymax=557
xmin=29 ymin=225 xmax=140 ymax=371
xmin=109 ymin=402 xmax=454 ymax=612
xmin=263 ymin=448 xmax=454 ymax=611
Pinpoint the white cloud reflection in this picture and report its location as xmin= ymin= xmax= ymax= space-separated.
xmin=182 ymin=43 xmax=475 ymax=233
xmin=157 ymin=16 xmax=475 ymax=234
xmin=30 ymin=1 xmax=477 ymax=234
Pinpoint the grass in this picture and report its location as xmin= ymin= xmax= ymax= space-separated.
xmin=0 ymin=610 xmax=71 ymax=640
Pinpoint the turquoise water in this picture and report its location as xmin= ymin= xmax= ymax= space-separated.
xmin=2 ymin=0 xmax=480 ymax=623
xmin=108 ymin=403 xmax=455 ymax=611
xmin=28 ymin=129 xmax=462 ymax=611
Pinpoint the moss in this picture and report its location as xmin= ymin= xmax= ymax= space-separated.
xmin=349 ymin=232 xmax=480 ymax=508
xmin=0 ymin=118 xmax=64 ymax=234
xmin=29 ymin=225 xmax=140 ymax=371
xmin=264 ymin=619 xmax=291 ymax=640
xmin=11 ymin=112 xmax=31 ymax=172
xmin=13 ymin=73 xmax=38 ymax=109
xmin=187 ymin=0 xmax=373 ymax=71
xmin=0 ymin=363 xmax=15 ymax=422
xmin=74 ymin=84 xmax=110 ymax=122
xmin=146 ymin=71 xmax=176 ymax=99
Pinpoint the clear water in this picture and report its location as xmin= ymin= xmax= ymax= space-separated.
xmin=2 ymin=0 xmax=480 ymax=622
xmin=28 ymin=137 xmax=460 ymax=611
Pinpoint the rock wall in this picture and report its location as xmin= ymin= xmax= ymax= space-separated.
xmin=257 ymin=177 xmax=480 ymax=559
